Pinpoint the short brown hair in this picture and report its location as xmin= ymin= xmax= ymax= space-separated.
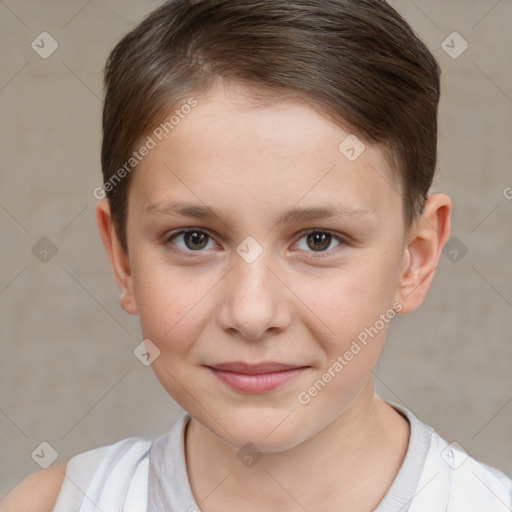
xmin=102 ymin=0 xmax=441 ymax=253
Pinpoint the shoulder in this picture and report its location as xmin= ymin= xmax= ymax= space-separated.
xmin=388 ymin=402 xmax=512 ymax=512
xmin=53 ymin=436 xmax=151 ymax=511
xmin=426 ymin=430 xmax=512 ymax=511
xmin=0 ymin=436 xmax=152 ymax=512
xmin=446 ymin=443 xmax=512 ymax=510
xmin=0 ymin=463 xmax=67 ymax=512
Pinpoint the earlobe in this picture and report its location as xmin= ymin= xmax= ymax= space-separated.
xmin=395 ymin=193 xmax=452 ymax=314
xmin=120 ymin=287 xmax=138 ymax=316
xmin=95 ymin=199 xmax=138 ymax=316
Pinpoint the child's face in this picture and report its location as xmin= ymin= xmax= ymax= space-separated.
xmin=121 ymin=83 xmax=410 ymax=450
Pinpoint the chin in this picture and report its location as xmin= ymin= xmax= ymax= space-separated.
xmin=205 ymin=405 xmax=308 ymax=453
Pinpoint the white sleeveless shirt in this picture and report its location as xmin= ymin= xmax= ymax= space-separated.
xmin=52 ymin=401 xmax=512 ymax=511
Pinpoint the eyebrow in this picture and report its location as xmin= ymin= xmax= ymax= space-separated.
xmin=144 ymin=200 xmax=371 ymax=227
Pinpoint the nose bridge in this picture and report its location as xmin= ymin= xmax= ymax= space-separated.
xmin=231 ymin=234 xmax=275 ymax=296
xmin=234 ymin=250 xmax=272 ymax=296
xmin=216 ymin=245 xmax=292 ymax=341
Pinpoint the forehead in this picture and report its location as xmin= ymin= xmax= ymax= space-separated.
xmin=129 ymin=83 xmax=402 ymax=225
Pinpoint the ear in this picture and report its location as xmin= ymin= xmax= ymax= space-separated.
xmin=395 ymin=193 xmax=452 ymax=314
xmin=95 ymin=199 xmax=138 ymax=315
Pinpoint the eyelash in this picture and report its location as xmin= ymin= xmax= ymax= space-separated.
xmin=163 ymin=228 xmax=349 ymax=257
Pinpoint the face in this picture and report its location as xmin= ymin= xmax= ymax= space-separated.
xmin=122 ymin=83 xmax=409 ymax=451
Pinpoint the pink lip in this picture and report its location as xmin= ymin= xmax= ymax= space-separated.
xmin=207 ymin=362 xmax=309 ymax=393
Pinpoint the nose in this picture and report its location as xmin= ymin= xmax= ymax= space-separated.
xmin=215 ymin=255 xmax=293 ymax=342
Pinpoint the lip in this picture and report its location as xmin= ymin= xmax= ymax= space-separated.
xmin=206 ymin=361 xmax=309 ymax=393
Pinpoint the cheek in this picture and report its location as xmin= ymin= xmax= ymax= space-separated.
xmin=131 ymin=257 xmax=209 ymax=350
xmin=132 ymin=263 xmax=209 ymax=403
xmin=296 ymin=270 xmax=395 ymax=410
xmin=298 ymin=259 xmax=398 ymax=342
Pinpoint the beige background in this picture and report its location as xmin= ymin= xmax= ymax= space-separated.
xmin=1 ymin=0 xmax=511 ymax=497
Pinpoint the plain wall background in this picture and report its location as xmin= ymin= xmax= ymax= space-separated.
xmin=1 ymin=0 xmax=511 ymax=497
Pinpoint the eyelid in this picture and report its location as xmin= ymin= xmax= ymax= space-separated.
xmin=163 ymin=227 xmax=220 ymax=253
xmin=164 ymin=227 xmax=213 ymax=241
xmin=163 ymin=227 xmax=349 ymax=256
xmin=292 ymin=228 xmax=349 ymax=255
xmin=297 ymin=228 xmax=348 ymax=242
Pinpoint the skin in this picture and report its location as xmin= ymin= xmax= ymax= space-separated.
xmin=0 ymin=464 xmax=67 ymax=512
xmin=94 ymin=81 xmax=451 ymax=511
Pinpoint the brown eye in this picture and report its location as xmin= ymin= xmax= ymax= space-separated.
xmin=294 ymin=229 xmax=344 ymax=254
xmin=306 ymin=231 xmax=332 ymax=251
xmin=167 ymin=229 xmax=216 ymax=251
xmin=184 ymin=231 xmax=209 ymax=250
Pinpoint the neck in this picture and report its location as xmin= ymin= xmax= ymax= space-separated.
xmin=184 ymin=381 xmax=410 ymax=512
